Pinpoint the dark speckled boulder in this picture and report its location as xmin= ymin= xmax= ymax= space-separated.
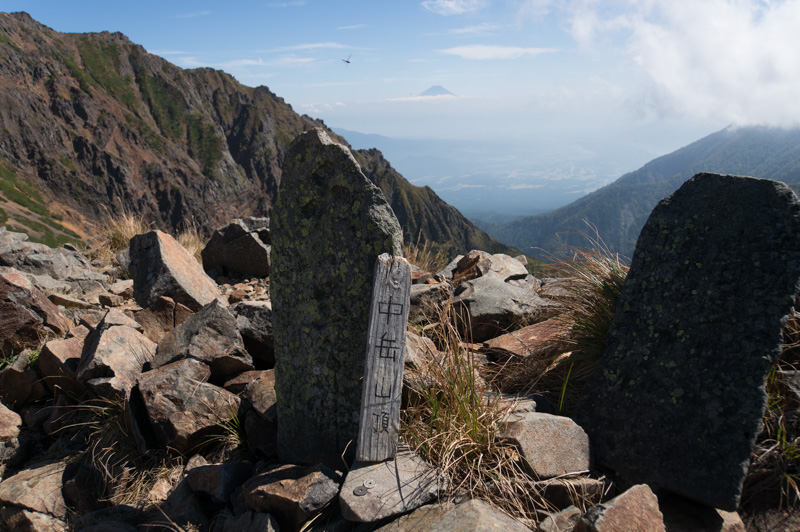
xmin=272 ymin=128 xmax=402 ymax=463
xmin=577 ymin=173 xmax=800 ymax=510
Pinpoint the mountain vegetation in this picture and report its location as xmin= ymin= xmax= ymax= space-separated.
xmin=488 ymin=126 xmax=800 ymax=259
xmin=0 ymin=11 xmax=512 ymax=256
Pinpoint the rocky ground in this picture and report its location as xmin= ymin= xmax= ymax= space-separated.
xmin=0 ymin=219 xmax=797 ymax=531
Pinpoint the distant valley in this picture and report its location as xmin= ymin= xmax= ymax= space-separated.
xmin=334 ymin=128 xmax=662 ymax=217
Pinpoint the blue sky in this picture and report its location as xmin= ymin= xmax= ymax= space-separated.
xmin=5 ymin=1 xmax=800 ymax=176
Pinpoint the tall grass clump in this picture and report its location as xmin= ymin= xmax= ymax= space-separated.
xmin=403 ymin=234 xmax=449 ymax=274
xmin=176 ymin=220 xmax=205 ymax=264
xmin=90 ymin=208 xmax=151 ymax=262
xmin=742 ymin=310 xmax=800 ymax=512
xmin=401 ymin=302 xmax=553 ymax=526
xmin=487 ymin=227 xmax=628 ymax=414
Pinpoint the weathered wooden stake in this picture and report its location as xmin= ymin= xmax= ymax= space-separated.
xmin=356 ymin=253 xmax=411 ymax=462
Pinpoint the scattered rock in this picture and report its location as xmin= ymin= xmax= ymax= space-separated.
xmin=499 ymin=412 xmax=590 ymax=479
xmin=202 ymin=218 xmax=271 ymax=278
xmin=241 ymin=462 xmax=342 ymax=531
xmin=0 ymin=506 xmax=68 ymax=532
xmin=375 ymin=498 xmax=531 ymax=532
xmin=211 ymin=511 xmax=280 ymax=532
xmin=48 ymin=292 xmax=95 ymax=310
xmin=186 ymin=461 xmax=254 ymax=504
xmin=452 ymin=274 xmax=556 ymax=342
xmin=537 ymin=505 xmax=582 ymax=532
xmin=340 ymin=447 xmax=444 ymax=522
xmin=149 ymin=298 xmax=254 ymax=381
xmin=271 ymin=128 xmax=402 ymax=463
xmin=574 ymin=484 xmax=665 ymax=532
xmin=38 ymin=337 xmax=85 ymax=397
xmin=0 ymin=460 xmax=67 ymax=518
xmin=577 ymin=174 xmax=800 ymax=510
xmin=76 ymin=310 xmax=157 ymax=398
xmin=485 ymin=318 xmax=569 ymax=358
xmin=409 ymin=282 xmax=452 ymax=323
xmin=232 ymin=300 xmax=275 ymax=368
xmin=129 ymin=230 xmax=220 ymax=311
xmin=0 ymin=349 xmax=48 ymax=409
xmin=0 ymin=267 xmax=71 ymax=356
xmin=133 ymin=296 xmax=193 ymax=343
xmin=135 ymin=357 xmax=240 ymax=454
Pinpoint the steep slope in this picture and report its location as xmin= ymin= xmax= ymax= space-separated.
xmin=491 ymin=126 xmax=800 ymax=258
xmin=0 ymin=12 xmax=510 ymax=256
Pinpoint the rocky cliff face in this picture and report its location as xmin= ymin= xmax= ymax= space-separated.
xmin=0 ymin=12 xmax=513 ymax=255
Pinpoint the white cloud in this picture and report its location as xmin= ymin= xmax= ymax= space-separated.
xmin=565 ymin=0 xmax=800 ymax=125
xmin=219 ymin=58 xmax=266 ymax=68
xmin=421 ymin=0 xmax=488 ymax=16
xmin=508 ymin=183 xmax=545 ymax=189
xmin=267 ymin=1 xmax=305 ymax=6
xmin=448 ymin=23 xmax=500 ymax=34
xmin=148 ymin=50 xmax=191 ymax=56
xmin=176 ymin=10 xmax=211 ymax=18
xmin=338 ymin=24 xmax=366 ymax=30
xmin=440 ymin=44 xmax=557 ymax=60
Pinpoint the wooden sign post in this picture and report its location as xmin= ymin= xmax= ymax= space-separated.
xmin=355 ymin=253 xmax=411 ymax=462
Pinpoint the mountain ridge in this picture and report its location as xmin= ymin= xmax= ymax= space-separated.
xmin=0 ymin=11 xmax=512 ymax=255
xmin=488 ymin=125 xmax=800 ymax=258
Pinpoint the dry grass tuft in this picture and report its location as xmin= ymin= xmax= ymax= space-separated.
xmin=742 ymin=311 xmax=800 ymax=512
xmin=403 ymin=234 xmax=450 ymax=274
xmin=402 ymin=302 xmax=556 ymax=525
xmin=89 ymin=209 xmax=152 ymax=262
xmin=176 ymin=221 xmax=205 ymax=264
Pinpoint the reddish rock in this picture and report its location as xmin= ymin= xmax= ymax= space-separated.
xmin=133 ymin=296 xmax=193 ymax=343
xmin=38 ymin=337 xmax=85 ymax=396
xmin=0 ymin=349 xmax=48 ymax=409
xmin=0 ymin=267 xmax=71 ymax=356
xmin=485 ymin=318 xmax=569 ymax=357
xmin=574 ymin=484 xmax=666 ymax=532
xmin=499 ymin=411 xmax=590 ymax=479
xmin=241 ymin=463 xmax=342 ymax=530
xmin=76 ymin=317 xmax=157 ymax=398
xmin=243 ymin=370 xmax=277 ymax=420
xmin=0 ymin=506 xmax=68 ymax=532
xmin=0 ymin=400 xmax=21 ymax=440
xmin=186 ymin=461 xmax=254 ymax=504
xmin=0 ymin=460 xmax=68 ymax=518
xmin=129 ymin=230 xmax=220 ymax=311
xmin=375 ymin=498 xmax=531 ymax=532
xmin=136 ymin=358 xmax=240 ymax=454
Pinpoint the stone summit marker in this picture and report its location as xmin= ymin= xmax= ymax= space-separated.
xmin=272 ymin=128 xmax=402 ymax=463
xmin=577 ymin=173 xmax=800 ymax=510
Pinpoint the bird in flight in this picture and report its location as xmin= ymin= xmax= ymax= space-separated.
xmin=342 ymin=54 xmax=351 ymax=65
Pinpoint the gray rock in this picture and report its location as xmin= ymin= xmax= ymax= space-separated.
xmin=537 ymin=506 xmax=582 ymax=532
xmin=0 ymin=460 xmax=67 ymax=518
xmin=76 ymin=311 xmax=157 ymax=398
xmin=409 ymin=282 xmax=452 ymax=323
xmin=233 ymin=300 xmax=275 ymax=368
xmin=574 ymin=484 xmax=665 ymax=532
xmin=499 ymin=412 xmax=590 ymax=479
xmin=452 ymin=273 xmax=556 ymax=342
xmin=202 ymin=219 xmax=271 ymax=278
xmin=241 ymin=463 xmax=342 ymax=531
xmin=271 ymin=128 xmax=402 ymax=463
xmin=48 ymin=292 xmax=95 ymax=310
xmin=0 ymin=267 xmax=71 ymax=357
xmin=129 ymin=230 xmax=220 ymax=311
xmin=339 ymin=447 xmax=443 ymax=523
xmin=0 ymin=228 xmax=107 ymax=296
xmin=150 ymin=299 xmax=254 ymax=381
xmin=375 ymin=498 xmax=531 ymax=532
xmin=133 ymin=296 xmax=193 ymax=343
xmin=577 ymin=174 xmax=800 ymax=511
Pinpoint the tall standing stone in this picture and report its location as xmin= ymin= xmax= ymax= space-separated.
xmin=272 ymin=128 xmax=402 ymax=463
xmin=577 ymin=173 xmax=800 ymax=510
